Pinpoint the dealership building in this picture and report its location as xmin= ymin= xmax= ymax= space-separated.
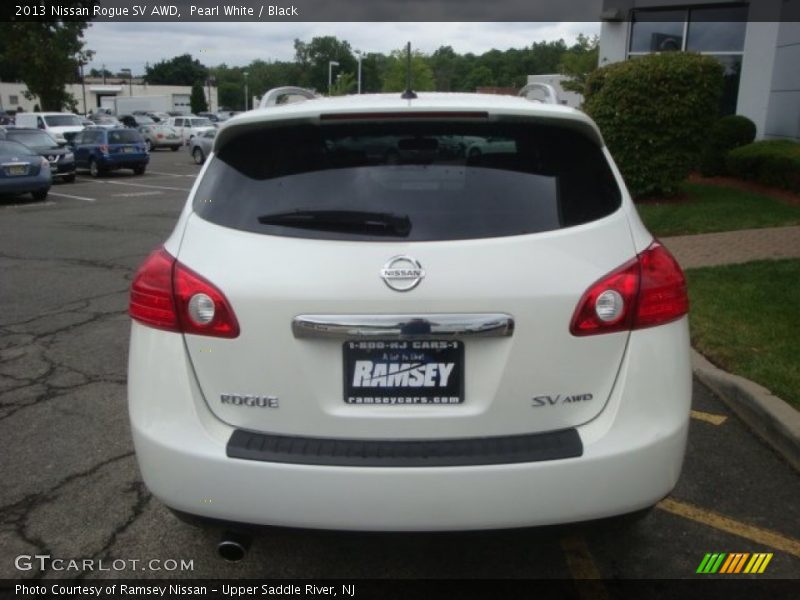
xmin=0 ymin=77 xmax=219 ymax=115
xmin=599 ymin=0 xmax=800 ymax=140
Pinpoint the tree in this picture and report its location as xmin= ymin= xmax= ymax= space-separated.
xmin=88 ymin=68 xmax=113 ymax=79
xmin=381 ymin=49 xmax=435 ymax=93
xmin=145 ymin=54 xmax=208 ymax=86
xmin=330 ymin=72 xmax=356 ymax=96
xmin=190 ymin=81 xmax=208 ymax=113
xmin=293 ymin=36 xmax=356 ymax=93
xmin=0 ymin=2 xmax=94 ymax=110
xmin=559 ymin=34 xmax=599 ymax=95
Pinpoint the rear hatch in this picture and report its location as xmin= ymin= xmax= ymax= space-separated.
xmin=106 ymin=129 xmax=146 ymax=157
xmin=177 ymin=116 xmax=636 ymax=439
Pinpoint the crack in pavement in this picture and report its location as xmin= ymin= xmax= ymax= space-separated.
xmin=1 ymin=452 xmax=138 ymax=580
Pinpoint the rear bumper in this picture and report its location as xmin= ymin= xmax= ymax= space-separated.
xmin=98 ymin=153 xmax=149 ymax=169
xmin=128 ymin=318 xmax=691 ymax=531
xmin=0 ymin=174 xmax=51 ymax=195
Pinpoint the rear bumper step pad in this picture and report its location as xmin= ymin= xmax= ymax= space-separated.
xmin=227 ymin=428 xmax=582 ymax=467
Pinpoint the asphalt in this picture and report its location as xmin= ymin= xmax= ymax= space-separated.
xmin=0 ymin=152 xmax=798 ymax=583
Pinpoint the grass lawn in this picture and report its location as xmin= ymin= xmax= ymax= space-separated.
xmin=686 ymin=259 xmax=800 ymax=409
xmin=636 ymin=182 xmax=800 ymax=237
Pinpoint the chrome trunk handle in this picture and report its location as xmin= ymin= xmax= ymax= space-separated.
xmin=292 ymin=314 xmax=514 ymax=340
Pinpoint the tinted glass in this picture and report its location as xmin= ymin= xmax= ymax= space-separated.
xmin=43 ymin=115 xmax=83 ymax=127
xmin=630 ymin=10 xmax=686 ymax=52
xmin=108 ymin=130 xmax=143 ymax=144
xmin=189 ymin=118 xmax=212 ymax=127
xmin=687 ymin=7 xmax=747 ymax=52
xmin=136 ymin=116 xmax=156 ymax=125
xmin=712 ymin=55 xmax=744 ymax=116
xmin=193 ymin=121 xmax=621 ymax=242
xmin=7 ymin=131 xmax=58 ymax=147
xmin=0 ymin=140 xmax=35 ymax=157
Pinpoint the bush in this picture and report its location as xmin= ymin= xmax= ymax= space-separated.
xmin=726 ymin=140 xmax=800 ymax=193
xmin=699 ymin=115 xmax=757 ymax=176
xmin=584 ymin=53 xmax=724 ymax=198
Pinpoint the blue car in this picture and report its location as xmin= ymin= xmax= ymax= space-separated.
xmin=69 ymin=127 xmax=149 ymax=177
xmin=0 ymin=140 xmax=52 ymax=201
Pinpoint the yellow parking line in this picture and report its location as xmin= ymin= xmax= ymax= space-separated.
xmin=560 ymin=534 xmax=608 ymax=600
xmin=690 ymin=410 xmax=727 ymax=426
xmin=657 ymin=498 xmax=800 ymax=558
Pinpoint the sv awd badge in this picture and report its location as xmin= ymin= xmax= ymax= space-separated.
xmin=532 ymin=393 xmax=593 ymax=407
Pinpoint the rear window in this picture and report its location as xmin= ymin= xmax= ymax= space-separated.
xmin=193 ymin=121 xmax=621 ymax=241
xmin=108 ymin=130 xmax=143 ymax=144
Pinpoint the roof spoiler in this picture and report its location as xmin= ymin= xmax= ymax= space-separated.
xmin=258 ymin=87 xmax=319 ymax=109
xmin=518 ymin=83 xmax=559 ymax=105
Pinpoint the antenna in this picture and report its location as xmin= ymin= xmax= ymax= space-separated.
xmin=401 ymin=42 xmax=417 ymax=100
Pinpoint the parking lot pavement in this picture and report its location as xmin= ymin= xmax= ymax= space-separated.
xmin=1 ymin=150 xmax=799 ymax=581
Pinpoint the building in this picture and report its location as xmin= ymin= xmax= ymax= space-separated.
xmin=599 ymin=0 xmax=800 ymax=140
xmin=0 ymin=77 xmax=218 ymax=115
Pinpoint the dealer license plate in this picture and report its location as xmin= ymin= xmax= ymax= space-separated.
xmin=343 ymin=340 xmax=464 ymax=405
xmin=123 ymin=146 xmax=135 ymax=153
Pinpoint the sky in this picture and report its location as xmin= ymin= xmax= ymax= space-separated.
xmin=82 ymin=21 xmax=601 ymax=74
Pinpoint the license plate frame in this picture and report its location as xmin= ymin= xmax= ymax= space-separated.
xmin=6 ymin=165 xmax=27 ymax=176
xmin=343 ymin=340 xmax=464 ymax=405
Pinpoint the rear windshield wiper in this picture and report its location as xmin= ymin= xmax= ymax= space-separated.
xmin=257 ymin=210 xmax=412 ymax=237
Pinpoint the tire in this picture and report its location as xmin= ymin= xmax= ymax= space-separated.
xmin=31 ymin=188 xmax=49 ymax=201
xmin=62 ymin=173 xmax=76 ymax=183
xmin=170 ymin=145 xmax=180 ymax=152
xmin=192 ymin=147 xmax=205 ymax=165
xmin=89 ymin=158 xmax=103 ymax=178
xmin=145 ymin=139 xmax=152 ymax=152
xmin=133 ymin=166 xmax=146 ymax=175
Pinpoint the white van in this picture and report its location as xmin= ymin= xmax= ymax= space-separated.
xmin=166 ymin=116 xmax=215 ymax=145
xmin=14 ymin=112 xmax=85 ymax=144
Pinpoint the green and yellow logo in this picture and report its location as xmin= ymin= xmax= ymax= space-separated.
xmin=696 ymin=552 xmax=773 ymax=574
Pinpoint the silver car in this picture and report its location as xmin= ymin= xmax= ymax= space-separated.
xmin=139 ymin=125 xmax=182 ymax=152
xmin=190 ymin=128 xmax=216 ymax=164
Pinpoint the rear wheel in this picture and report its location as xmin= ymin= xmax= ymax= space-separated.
xmin=133 ymin=165 xmax=146 ymax=175
xmin=192 ymin=147 xmax=205 ymax=165
xmin=170 ymin=145 xmax=180 ymax=152
xmin=89 ymin=158 xmax=103 ymax=178
xmin=31 ymin=188 xmax=49 ymax=201
xmin=62 ymin=173 xmax=76 ymax=183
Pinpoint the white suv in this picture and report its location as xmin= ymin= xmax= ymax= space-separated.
xmin=166 ymin=115 xmax=215 ymax=145
xmin=128 ymin=88 xmax=691 ymax=543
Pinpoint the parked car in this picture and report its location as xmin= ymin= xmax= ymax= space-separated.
xmin=138 ymin=124 xmax=182 ymax=152
xmin=128 ymin=89 xmax=690 ymax=551
xmin=0 ymin=111 xmax=14 ymax=126
xmin=196 ymin=111 xmax=221 ymax=123
xmin=68 ymin=127 xmax=148 ymax=177
xmin=0 ymin=139 xmax=51 ymax=200
xmin=13 ymin=112 xmax=85 ymax=144
xmin=189 ymin=128 xmax=216 ymax=164
xmin=86 ymin=114 xmax=122 ymax=129
xmin=118 ymin=114 xmax=157 ymax=128
xmin=166 ymin=116 xmax=215 ymax=145
xmin=1 ymin=128 xmax=76 ymax=183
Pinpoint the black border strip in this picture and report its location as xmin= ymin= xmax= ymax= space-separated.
xmin=226 ymin=428 xmax=583 ymax=466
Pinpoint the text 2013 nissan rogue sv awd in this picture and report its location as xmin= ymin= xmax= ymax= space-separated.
xmin=128 ymin=88 xmax=690 ymax=535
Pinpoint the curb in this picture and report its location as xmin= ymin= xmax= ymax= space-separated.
xmin=691 ymin=349 xmax=800 ymax=471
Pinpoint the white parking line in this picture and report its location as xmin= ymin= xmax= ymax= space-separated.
xmin=90 ymin=180 xmax=192 ymax=192
xmin=48 ymin=192 xmax=96 ymax=202
xmin=144 ymin=170 xmax=196 ymax=179
xmin=112 ymin=191 xmax=163 ymax=197
xmin=3 ymin=200 xmax=56 ymax=209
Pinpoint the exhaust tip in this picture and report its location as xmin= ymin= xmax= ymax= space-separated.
xmin=217 ymin=531 xmax=251 ymax=562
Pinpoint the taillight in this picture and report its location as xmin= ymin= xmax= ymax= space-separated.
xmin=570 ymin=242 xmax=688 ymax=336
xmin=129 ymin=247 xmax=239 ymax=338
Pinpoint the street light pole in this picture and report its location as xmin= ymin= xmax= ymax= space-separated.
xmin=243 ymin=71 xmax=249 ymax=111
xmin=356 ymin=52 xmax=363 ymax=94
xmin=328 ymin=60 xmax=339 ymax=95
